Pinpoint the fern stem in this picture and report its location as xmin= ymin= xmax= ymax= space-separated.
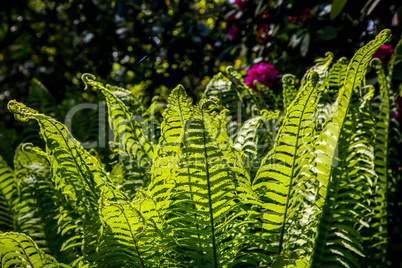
xmin=201 ymin=109 xmax=219 ymax=268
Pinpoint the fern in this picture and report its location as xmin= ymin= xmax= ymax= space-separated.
xmin=0 ymin=154 xmax=16 ymax=232
xmin=0 ymin=232 xmax=69 ymax=267
xmin=301 ymin=52 xmax=333 ymax=88
xmin=234 ymin=110 xmax=280 ymax=179
xmin=326 ymin=57 xmax=349 ymax=95
xmin=145 ymin=87 xmax=257 ymax=267
xmin=309 ymin=29 xmax=392 ymax=267
xmin=7 ymin=100 xmax=126 ymax=266
xmin=365 ymin=58 xmax=390 ymax=264
xmin=12 ymin=143 xmax=73 ymax=262
xmin=204 ymin=73 xmax=248 ymax=140
xmin=13 ymin=144 xmax=51 ymax=250
xmin=82 ymin=74 xmax=154 ymax=191
xmin=21 ymin=78 xmax=57 ymax=148
xmin=96 ymin=194 xmax=181 ymax=267
xmin=2 ymin=29 xmax=399 ymax=268
xmin=251 ymin=71 xmax=321 ymax=265
xmin=282 ymin=74 xmax=298 ymax=112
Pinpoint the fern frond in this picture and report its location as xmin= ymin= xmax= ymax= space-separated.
xmin=0 ymin=231 xmax=69 ymax=267
xmin=7 ymin=100 xmax=126 ymax=265
xmin=106 ymin=83 xmax=161 ymax=146
xmin=148 ymin=84 xmax=193 ymax=198
xmin=234 ymin=110 xmax=280 ymax=179
xmin=326 ymin=57 xmax=349 ymax=95
xmin=282 ymin=74 xmax=298 ymax=112
xmin=13 ymin=144 xmax=51 ymax=250
xmin=311 ymin=86 xmax=376 ymax=268
xmin=204 ymin=72 xmax=247 ymax=140
xmin=252 ymin=71 xmax=321 ymax=261
xmin=301 ymin=52 xmax=334 ymax=88
xmin=387 ymin=36 xmax=402 ymax=81
xmin=82 ymin=74 xmax=153 ymax=169
xmin=363 ymin=58 xmax=390 ymax=264
xmin=146 ymin=86 xmax=256 ymax=267
xmin=0 ymin=154 xmax=16 ymax=232
xmin=309 ymin=29 xmax=392 ymax=267
xmin=95 ymin=194 xmax=180 ymax=267
xmin=7 ymin=100 xmax=126 ymax=207
xmin=21 ymin=78 xmax=57 ymax=148
xmin=12 ymin=143 xmax=75 ymax=262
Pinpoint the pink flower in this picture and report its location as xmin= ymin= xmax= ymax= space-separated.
xmin=234 ymin=0 xmax=247 ymax=10
xmin=244 ymin=62 xmax=279 ymax=91
xmin=287 ymin=16 xmax=297 ymax=24
xmin=227 ymin=27 xmax=239 ymax=42
xmin=372 ymin=44 xmax=394 ymax=64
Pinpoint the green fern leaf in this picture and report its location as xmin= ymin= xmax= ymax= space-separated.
xmin=252 ymin=71 xmax=320 ymax=262
xmin=204 ymin=73 xmax=247 ymax=140
xmin=105 ymin=83 xmax=161 ymax=146
xmin=0 ymin=155 xmax=16 ymax=232
xmin=7 ymin=100 xmax=126 ymax=265
xmin=0 ymin=231 xmax=69 ymax=267
xmin=95 ymin=194 xmax=180 ymax=267
xmin=13 ymin=143 xmax=51 ymax=250
xmin=309 ymin=29 xmax=392 ymax=267
xmin=21 ymin=78 xmax=57 ymax=147
xmin=81 ymin=74 xmax=153 ymax=168
xmin=234 ymin=110 xmax=280 ymax=178
xmin=282 ymin=74 xmax=298 ymax=112
xmin=387 ymin=36 xmax=402 ymax=81
xmin=364 ymin=58 xmax=390 ymax=264
xmin=7 ymin=100 xmax=125 ymax=207
xmin=326 ymin=57 xmax=349 ymax=95
xmin=148 ymin=84 xmax=193 ymax=202
xmin=147 ymin=87 xmax=255 ymax=267
xmin=12 ymin=143 xmax=75 ymax=263
xmin=301 ymin=52 xmax=334 ymax=88
xmin=310 ymin=86 xmax=376 ymax=268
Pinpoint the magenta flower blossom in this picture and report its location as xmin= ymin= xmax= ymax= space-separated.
xmin=234 ymin=0 xmax=247 ymax=10
xmin=227 ymin=27 xmax=239 ymax=42
xmin=244 ymin=62 xmax=279 ymax=91
xmin=372 ymin=44 xmax=394 ymax=64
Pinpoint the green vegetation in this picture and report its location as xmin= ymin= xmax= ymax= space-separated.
xmin=1 ymin=29 xmax=401 ymax=267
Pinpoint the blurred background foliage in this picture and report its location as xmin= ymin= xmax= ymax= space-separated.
xmin=1 ymin=0 xmax=402 ymax=158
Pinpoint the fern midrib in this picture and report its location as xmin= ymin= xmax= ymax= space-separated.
xmin=278 ymin=79 xmax=318 ymax=253
xmin=201 ymin=109 xmax=218 ymax=268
